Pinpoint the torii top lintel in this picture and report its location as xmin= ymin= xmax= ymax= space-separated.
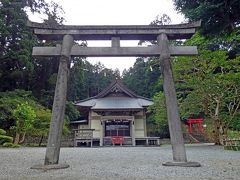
xmin=27 ymin=20 xmax=201 ymax=41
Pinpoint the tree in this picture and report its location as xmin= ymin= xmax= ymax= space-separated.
xmin=0 ymin=0 xmax=38 ymax=91
xmin=174 ymin=50 xmax=240 ymax=144
xmin=122 ymin=57 xmax=162 ymax=98
xmin=29 ymin=103 xmax=72 ymax=146
xmin=68 ymin=60 xmax=119 ymax=101
xmin=0 ymin=0 xmax=64 ymax=106
xmin=0 ymin=89 xmax=36 ymax=130
xmin=30 ymin=2 xmax=65 ymax=108
xmin=173 ymin=0 xmax=240 ymax=57
xmin=13 ymin=102 xmax=36 ymax=144
xmin=31 ymin=107 xmax=51 ymax=146
xmin=173 ymin=0 xmax=240 ymax=35
xmin=65 ymin=101 xmax=80 ymax=122
xmin=0 ymin=90 xmax=67 ymax=146
xmin=148 ymin=92 xmax=169 ymax=137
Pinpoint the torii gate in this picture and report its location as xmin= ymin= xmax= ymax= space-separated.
xmin=28 ymin=21 xmax=201 ymax=169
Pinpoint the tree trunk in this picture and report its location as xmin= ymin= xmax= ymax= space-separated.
xmin=203 ymin=99 xmax=208 ymax=116
xmin=14 ymin=133 xmax=20 ymax=145
xmin=39 ymin=135 xmax=44 ymax=147
xmin=19 ymin=132 xmax=26 ymax=144
xmin=213 ymin=116 xmax=221 ymax=145
xmin=213 ymin=98 xmax=221 ymax=145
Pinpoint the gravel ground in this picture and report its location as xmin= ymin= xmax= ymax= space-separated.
xmin=0 ymin=145 xmax=240 ymax=180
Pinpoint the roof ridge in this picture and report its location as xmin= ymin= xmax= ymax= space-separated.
xmin=96 ymin=79 xmax=138 ymax=98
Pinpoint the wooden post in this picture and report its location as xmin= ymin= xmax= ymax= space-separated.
xmin=158 ymin=34 xmax=200 ymax=167
xmin=44 ymin=34 xmax=74 ymax=165
xmin=111 ymin=37 xmax=120 ymax=47
xmin=132 ymin=119 xmax=136 ymax=146
xmin=100 ymin=121 xmax=103 ymax=146
xmin=158 ymin=33 xmax=187 ymax=162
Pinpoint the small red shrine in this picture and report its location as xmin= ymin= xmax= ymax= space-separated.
xmin=187 ymin=119 xmax=203 ymax=134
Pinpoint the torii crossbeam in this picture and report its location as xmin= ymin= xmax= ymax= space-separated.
xmin=28 ymin=20 xmax=201 ymax=169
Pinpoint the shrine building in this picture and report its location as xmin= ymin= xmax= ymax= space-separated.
xmin=72 ymin=80 xmax=157 ymax=147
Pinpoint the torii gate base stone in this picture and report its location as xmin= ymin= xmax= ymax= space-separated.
xmin=29 ymin=21 xmax=201 ymax=169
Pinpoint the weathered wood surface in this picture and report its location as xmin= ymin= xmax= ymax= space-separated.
xmin=44 ymin=34 xmax=74 ymax=165
xmin=27 ymin=20 xmax=201 ymax=40
xmin=158 ymin=33 xmax=187 ymax=162
xmin=32 ymin=45 xmax=198 ymax=57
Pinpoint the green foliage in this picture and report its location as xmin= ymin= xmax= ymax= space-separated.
xmin=174 ymin=0 xmax=240 ymax=58
xmin=0 ymin=89 xmax=36 ymax=130
xmin=0 ymin=0 xmax=65 ymax=112
xmin=31 ymin=107 xmax=51 ymax=138
xmin=186 ymin=31 xmax=240 ymax=59
xmin=2 ymin=142 xmax=20 ymax=148
xmin=149 ymin=92 xmax=167 ymax=124
xmin=174 ymin=49 xmax=240 ymax=142
xmin=13 ymin=102 xmax=36 ymax=134
xmin=68 ymin=59 xmax=119 ymax=101
xmin=148 ymin=92 xmax=169 ymax=137
xmin=122 ymin=57 xmax=162 ymax=98
xmin=62 ymin=119 xmax=70 ymax=136
xmin=0 ymin=128 xmax=6 ymax=135
xmin=65 ymin=101 xmax=80 ymax=121
xmin=0 ymin=135 xmax=13 ymax=145
xmin=30 ymin=103 xmax=70 ymax=142
xmin=0 ymin=88 xmax=72 ymax=145
xmin=230 ymin=116 xmax=240 ymax=131
xmin=173 ymin=0 xmax=240 ymax=35
xmin=224 ymin=145 xmax=240 ymax=151
xmin=0 ymin=0 xmax=39 ymax=91
xmin=227 ymin=130 xmax=240 ymax=139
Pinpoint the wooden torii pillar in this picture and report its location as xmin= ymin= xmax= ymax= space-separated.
xmin=28 ymin=21 xmax=201 ymax=169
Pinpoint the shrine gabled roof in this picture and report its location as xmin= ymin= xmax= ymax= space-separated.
xmin=75 ymin=80 xmax=153 ymax=110
xmin=96 ymin=79 xmax=138 ymax=98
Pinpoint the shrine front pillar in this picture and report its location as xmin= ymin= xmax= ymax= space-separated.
xmin=131 ymin=118 xmax=136 ymax=146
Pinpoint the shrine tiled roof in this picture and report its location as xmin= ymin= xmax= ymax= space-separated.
xmin=75 ymin=80 xmax=153 ymax=110
xmin=75 ymin=96 xmax=152 ymax=110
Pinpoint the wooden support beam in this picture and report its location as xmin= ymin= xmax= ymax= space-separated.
xmin=32 ymin=45 xmax=198 ymax=57
xmin=33 ymin=28 xmax=196 ymax=41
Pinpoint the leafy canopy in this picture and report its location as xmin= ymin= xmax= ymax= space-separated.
xmin=173 ymin=0 xmax=240 ymax=35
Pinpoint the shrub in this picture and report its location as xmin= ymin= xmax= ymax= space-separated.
xmin=224 ymin=145 xmax=240 ymax=151
xmin=0 ymin=135 xmax=13 ymax=145
xmin=0 ymin=128 xmax=6 ymax=135
xmin=2 ymin=142 xmax=20 ymax=148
